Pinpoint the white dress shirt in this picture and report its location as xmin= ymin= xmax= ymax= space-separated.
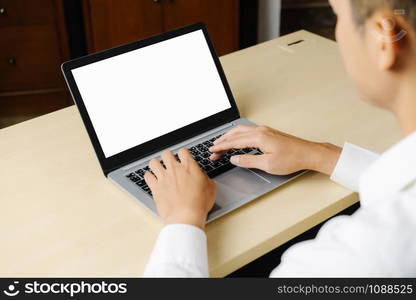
xmin=143 ymin=131 xmax=416 ymax=277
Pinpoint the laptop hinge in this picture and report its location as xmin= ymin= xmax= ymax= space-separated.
xmin=104 ymin=114 xmax=240 ymax=176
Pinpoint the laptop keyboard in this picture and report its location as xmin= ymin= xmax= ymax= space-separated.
xmin=125 ymin=134 xmax=263 ymax=197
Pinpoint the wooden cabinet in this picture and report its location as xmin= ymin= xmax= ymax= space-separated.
xmin=0 ymin=0 xmax=246 ymax=129
xmin=0 ymin=0 xmax=71 ymax=128
xmin=83 ymin=0 xmax=240 ymax=56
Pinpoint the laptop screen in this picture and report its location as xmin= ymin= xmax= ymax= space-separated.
xmin=71 ymin=30 xmax=232 ymax=158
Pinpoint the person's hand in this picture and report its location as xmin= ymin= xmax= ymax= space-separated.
xmin=209 ymin=125 xmax=341 ymax=176
xmin=144 ymin=149 xmax=216 ymax=230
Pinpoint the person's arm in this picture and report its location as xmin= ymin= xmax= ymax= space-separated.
xmin=210 ymin=125 xmax=379 ymax=191
xmin=142 ymin=149 xmax=215 ymax=277
xmin=209 ymin=125 xmax=342 ymax=176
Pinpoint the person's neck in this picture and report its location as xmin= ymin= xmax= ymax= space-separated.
xmin=392 ymin=75 xmax=416 ymax=137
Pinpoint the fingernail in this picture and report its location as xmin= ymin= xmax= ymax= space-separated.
xmin=230 ymin=156 xmax=240 ymax=165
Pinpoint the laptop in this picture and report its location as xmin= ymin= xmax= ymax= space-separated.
xmin=62 ymin=23 xmax=305 ymax=223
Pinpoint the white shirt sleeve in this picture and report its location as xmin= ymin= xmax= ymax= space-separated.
xmin=270 ymin=186 xmax=416 ymax=277
xmin=143 ymin=224 xmax=208 ymax=277
xmin=330 ymin=143 xmax=379 ymax=192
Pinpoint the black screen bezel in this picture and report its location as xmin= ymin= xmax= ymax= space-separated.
xmin=62 ymin=23 xmax=240 ymax=176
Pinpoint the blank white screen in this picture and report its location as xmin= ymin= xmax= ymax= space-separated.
xmin=71 ymin=30 xmax=231 ymax=158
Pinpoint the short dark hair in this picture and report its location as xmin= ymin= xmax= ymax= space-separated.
xmin=350 ymin=0 xmax=416 ymax=30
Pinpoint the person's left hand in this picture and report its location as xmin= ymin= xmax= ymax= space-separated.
xmin=209 ymin=125 xmax=341 ymax=176
xmin=144 ymin=149 xmax=216 ymax=230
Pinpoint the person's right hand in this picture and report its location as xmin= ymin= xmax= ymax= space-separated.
xmin=209 ymin=125 xmax=341 ymax=176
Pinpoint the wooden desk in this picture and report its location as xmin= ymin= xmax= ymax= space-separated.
xmin=0 ymin=31 xmax=401 ymax=277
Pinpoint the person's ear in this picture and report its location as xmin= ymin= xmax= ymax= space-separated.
xmin=366 ymin=11 xmax=406 ymax=71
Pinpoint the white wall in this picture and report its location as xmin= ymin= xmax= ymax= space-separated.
xmin=257 ymin=0 xmax=282 ymax=43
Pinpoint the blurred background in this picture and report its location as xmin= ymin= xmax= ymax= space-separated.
xmin=0 ymin=0 xmax=336 ymax=129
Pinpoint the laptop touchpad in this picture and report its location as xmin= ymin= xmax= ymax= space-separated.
xmin=214 ymin=168 xmax=271 ymax=207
